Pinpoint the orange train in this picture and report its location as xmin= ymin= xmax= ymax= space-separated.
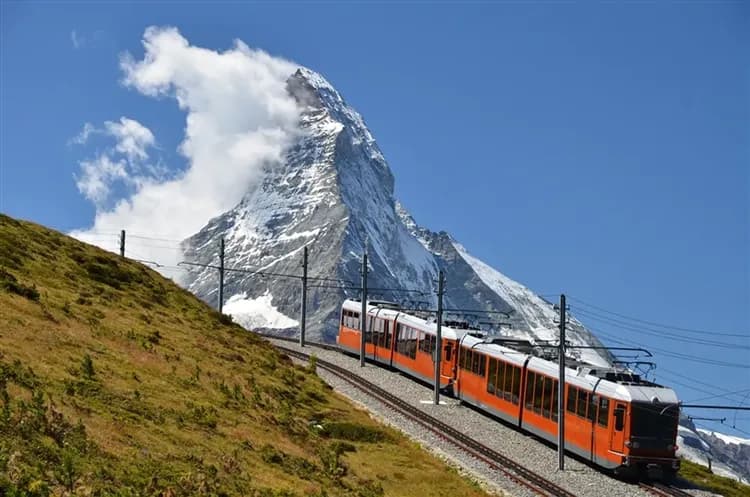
xmin=337 ymin=299 xmax=680 ymax=478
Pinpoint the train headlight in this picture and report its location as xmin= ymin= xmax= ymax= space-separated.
xmin=632 ymin=441 xmax=640 ymax=449
xmin=667 ymin=444 xmax=675 ymax=451
xmin=625 ymin=441 xmax=631 ymax=448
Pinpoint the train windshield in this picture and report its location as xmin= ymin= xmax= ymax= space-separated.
xmin=631 ymin=402 xmax=678 ymax=439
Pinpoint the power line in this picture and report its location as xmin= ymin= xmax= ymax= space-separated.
xmin=590 ymin=327 xmax=750 ymax=369
xmin=574 ymin=308 xmax=750 ymax=350
xmin=568 ymin=296 xmax=748 ymax=338
xmin=684 ymin=388 xmax=750 ymax=404
xmin=659 ymin=367 xmax=750 ymax=400
xmin=127 ymin=233 xmax=185 ymax=243
xmin=693 ymin=419 xmax=750 ymax=437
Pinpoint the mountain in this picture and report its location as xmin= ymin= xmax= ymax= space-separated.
xmin=0 ymin=214 xmax=490 ymax=496
xmin=182 ymin=67 xmax=613 ymax=366
xmin=677 ymin=416 xmax=750 ymax=484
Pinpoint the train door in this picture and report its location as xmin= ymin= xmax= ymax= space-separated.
xmin=440 ymin=340 xmax=453 ymax=379
xmin=610 ymin=402 xmax=627 ymax=453
xmin=369 ymin=315 xmax=378 ymax=361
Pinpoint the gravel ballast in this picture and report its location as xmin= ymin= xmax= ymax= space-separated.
xmin=269 ymin=338 xmax=718 ymax=497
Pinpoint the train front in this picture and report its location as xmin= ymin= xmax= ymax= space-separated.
xmin=621 ymin=385 xmax=681 ymax=480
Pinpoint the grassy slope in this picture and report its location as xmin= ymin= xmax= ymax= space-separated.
xmin=679 ymin=460 xmax=750 ymax=497
xmin=0 ymin=214 xmax=490 ymax=497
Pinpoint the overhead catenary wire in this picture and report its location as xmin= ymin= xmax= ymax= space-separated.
xmin=568 ymin=295 xmax=748 ymax=338
xmin=584 ymin=325 xmax=750 ymax=369
xmin=573 ymin=307 xmax=750 ymax=350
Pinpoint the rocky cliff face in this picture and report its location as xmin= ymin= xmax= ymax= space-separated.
xmin=181 ymin=67 xmax=612 ymax=366
xmin=677 ymin=416 xmax=750 ymax=483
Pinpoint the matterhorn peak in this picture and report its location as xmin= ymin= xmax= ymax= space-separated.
xmin=181 ymin=65 xmax=613 ymax=366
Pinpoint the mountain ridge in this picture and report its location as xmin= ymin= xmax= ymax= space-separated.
xmin=181 ymin=66 xmax=613 ymax=365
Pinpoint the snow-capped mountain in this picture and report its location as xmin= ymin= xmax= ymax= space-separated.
xmin=677 ymin=416 xmax=750 ymax=483
xmin=181 ymin=67 xmax=612 ymax=366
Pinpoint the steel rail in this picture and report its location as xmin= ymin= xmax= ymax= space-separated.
xmin=638 ymin=482 xmax=695 ymax=497
xmin=274 ymin=343 xmax=578 ymax=497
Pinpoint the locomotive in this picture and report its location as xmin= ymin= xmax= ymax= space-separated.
xmin=337 ymin=299 xmax=680 ymax=479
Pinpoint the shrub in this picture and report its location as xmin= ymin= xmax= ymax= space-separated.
xmin=81 ymin=354 xmax=95 ymax=380
xmin=0 ymin=269 xmax=39 ymax=301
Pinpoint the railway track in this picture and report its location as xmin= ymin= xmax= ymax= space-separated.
xmin=275 ymin=343 xmax=579 ymax=497
xmin=638 ymin=482 xmax=695 ymax=497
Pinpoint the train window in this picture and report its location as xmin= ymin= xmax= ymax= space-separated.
xmin=383 ymin=321 xmax=391 ymax=349
xmin=525 ymin=372 xmax=535 ymax=410
xmin=408 ymin=327 xmax=417 ymax=359
xmin=533 ymin=374 xmax=544 ymax=414
xmin=487 ymin=359 xmax=497 ymax=394
xmin=496 ymin=361 xmax=506 ymax=399
xmin=614 ymin=406 xmax=625 ymax=431
xmin=345 ymin=311 xmax=360 ymax=330
xmin=588 ymin=394 xmax=598 ymax=422
xmin=444 ymin=343 xmax=452 ymax=362
xmin=567 ymin=386 xmax=577 ymax=413
xmin=542 ymin=376 xmax=553 ymax=418
xmin=511 ymin=366 xmax=521 ymax=405
xmin=474 ymin=353 xmax=482 ymax=375
xmin=502 ymin=362 xmax=511 ymax=400
xmin=551 ymin=380 xmax=559 ymax=421
xmin=577 ymin=390 xmax=588 ymax=419
xmin=598 ymin=398 xmax=609 ymax=427
xmin=397 ymin=324 xmax=415 ymax=357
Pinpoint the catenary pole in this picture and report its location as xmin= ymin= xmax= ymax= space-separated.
xmin=558 ymin=293 xmax=566 ymax=471
xmin=120 ymin=230 xmax=126 ymax=257
xmin=218 ymin=238 xmax=225 ymax=313
xmin=434 ymin=270 xmax=445 ymax=405
xmin=360 ymin=252 xmax=368 ymax=367
xmin=299 ymin=246 xmax=308 ymax=347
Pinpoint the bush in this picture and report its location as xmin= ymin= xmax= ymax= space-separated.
xmin=81 ymin=354 xmax=95 ymax=380
xmin=0 ymin=269 xmax=39 ymax=301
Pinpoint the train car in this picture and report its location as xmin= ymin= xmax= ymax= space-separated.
xmin=337 ymin=299 xmax=681 ymax=479
xmin=337 ymin=299 xmax=458 ymax=389
xmin=455 ymin=333 xmax=680 ymax=477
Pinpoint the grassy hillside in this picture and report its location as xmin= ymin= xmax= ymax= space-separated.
xmin=679 ymin=460 xmax=750 ymax=497
xmin=0 ymin=214 xmax=490 ymax=497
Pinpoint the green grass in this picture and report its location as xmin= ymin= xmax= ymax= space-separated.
xmin=678 ymin=459 xmax=750 ymax=497
xmin=0 ymin=214 xmax=493 ymax=497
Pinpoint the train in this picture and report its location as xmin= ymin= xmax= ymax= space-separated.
xmin=337 ymin=299 xmax=681 ymax=479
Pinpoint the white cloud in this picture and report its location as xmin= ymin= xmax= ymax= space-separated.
xmin=70 ymin=122 xmax=96 ymax=145
xmin=75 ymin=156 xmax=127 ymax=205
xmin=70 ymin=117 xmax=156 ymax=209
xmin=104 ymin=117 xmax=155 ymax=162
xmin=71 ymin=26 xmax=302 ymax=276
xmin=71 ymin=30 xmax=84 ymax=49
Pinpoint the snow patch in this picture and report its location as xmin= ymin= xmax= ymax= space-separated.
xmin=697 ymin=429 xmax=750 ymax=447
xmin=223 ymin=291 xmax=298 ymax=330
xmin=677 ymin=424 xmax=750 ymax=484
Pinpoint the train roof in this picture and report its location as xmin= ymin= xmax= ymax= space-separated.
xmin=341 ymin=300 xmax=679 ymax=405
xmin=460 ymin=333 xmax=678 ymax=404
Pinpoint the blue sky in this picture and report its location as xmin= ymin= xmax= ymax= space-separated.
xmin=1 ymin=2 xmax=748 ymax=437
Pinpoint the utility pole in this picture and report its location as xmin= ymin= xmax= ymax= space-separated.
xmin=218 ymin=238 xmax=225 ymax=313
xmin=120 ymin=230 xmax=126 ymax=257
xmin=360 ymin=252 xmax=368 ymax=367
xmin=558 ymin=293 xmax=566 ymax=471
xmin=299 ymin=246 xmax=308 ymax=347
xmin=434 ymin=270 xmax=445 ymax=405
